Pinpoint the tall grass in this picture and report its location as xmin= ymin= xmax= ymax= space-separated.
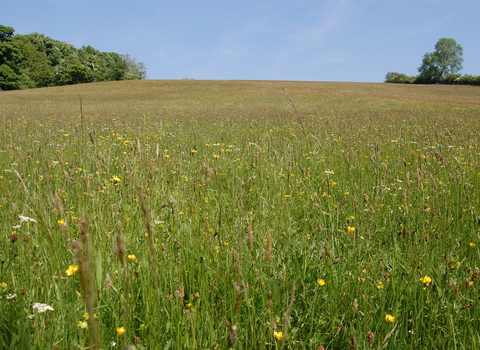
xmin=0 ymin=80 xmax=479 ymax=349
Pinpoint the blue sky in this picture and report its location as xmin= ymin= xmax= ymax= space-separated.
xmin=3 ymin=0 xmax=479 ymax=82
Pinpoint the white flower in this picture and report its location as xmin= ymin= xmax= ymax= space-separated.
xmin=324 ymin=170 xmax=335 ymax=174
xmin=6 ymin=294 xmax=16 ymax=299
xmin=19 ymin=216 xmax=37 ymax=223
xmin=110 ymin=341 xmax=117 ymax=347
xmin=32 ymin=303 xmax=54 ymax=313
xmin=12 ymin=225 xmax=21 ymax=230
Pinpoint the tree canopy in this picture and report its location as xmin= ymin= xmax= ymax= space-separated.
xmin=0 ymin=25 xmax=146 ymax=90
xmin=417 ymin=38 xmax=463 ymax=84
xmin=385 ymin=38 xmax=479 ymax=85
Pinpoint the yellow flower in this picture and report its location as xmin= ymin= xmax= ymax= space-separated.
xmin=66 ymin=265 xmax=79 ymax=276
xmin=0 ymin=282 xmax=7 ymax=289
xmin=385 ymin=314 xmax=396 ymax=323
xmin=448 ymin=260 xmax=461 ymax=269
xmin=470 ymin=242 xmax=476 ymax=247
xmin=191 ymin=149 xmax=197 ymax=153
xmin=127 ymin=254 xmax=137 ymax=261
xmin=317 ymin=279 xmax=326 ymax=286
xmin=78 ymin=321 xmax=88 ymax=329
xmin=274 ymin=331 xmax=284 ymax=340
xmin=111 ymin=176 xmax=121 ymax=184
xmin=57 ymin=219 xmax=65 ymax=225
xmin=83 ymin=312 xmax=97 ymax=320
xmin=347 ymin=226 xmax=355 ymax=233
xmin=419 ymin=275 xmax=432 ymax=284
xmin=419 ymin=275 xmax=432 ymax=289
xmin=116 ymin=326 xmax=126 ymax=336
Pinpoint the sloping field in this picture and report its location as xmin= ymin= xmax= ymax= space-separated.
xmin=2 ymin=80 xmax=479 ymax=119
xmin=1 ymin=80 xmax=480 ymax=349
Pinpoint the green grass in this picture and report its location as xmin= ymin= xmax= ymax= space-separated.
xmin=1 ymin=80 xmax=480 ymax=349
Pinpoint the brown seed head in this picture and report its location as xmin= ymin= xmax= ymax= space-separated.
xmin=472 ymin=271 xmax=479 ymax=281
xmin=367 ymin=331 xmax=374 ymax=345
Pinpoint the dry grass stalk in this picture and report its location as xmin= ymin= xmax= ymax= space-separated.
xmin=265 ymin=231 xmax=272 ymax=262
xmin=135 ymin=180 xmax=158 ymax=290
xmin=282 ymin=88 xmax=307 ymax=139
xmin=78 ymin=217 xmax=100 ymax=350
xmin=279 ymin=281 xmax=296 ymax=350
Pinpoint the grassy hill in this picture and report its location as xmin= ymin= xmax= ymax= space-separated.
xmin=1 ymin=80 xmax=480 ymax=349
xmin=2 ymin=80 xmax=479 ymax=119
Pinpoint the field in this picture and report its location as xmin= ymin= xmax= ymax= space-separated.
xmin=1 ymin=80 xmax=480 ymax=349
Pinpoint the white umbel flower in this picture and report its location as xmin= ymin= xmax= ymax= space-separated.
xmin=32 ymin=303 xmax=54 ymax=313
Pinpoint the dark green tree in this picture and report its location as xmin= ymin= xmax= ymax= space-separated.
xmin=60 ymin=62 xmax=93 ymax=85
xmin=1 ymin=24 xmax=146 ymax=90
xmin=99 ymin=52 xmax=128 ymax=80
xmin=21 ymin=42 xmax=53 ymax=87
xmin=14 ymin=32 xmax=75 ymax=67
xmin=0 ymin=25 xmax=24 ymax=90
xmin=417 ymin=38 xmax=463 ymax=84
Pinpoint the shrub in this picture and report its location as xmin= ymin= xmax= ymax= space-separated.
xmin=384 ymin=72 xmax=414 ymax=84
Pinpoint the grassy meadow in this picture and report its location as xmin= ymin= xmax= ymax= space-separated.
xmin=1 ymin=80 xmax=480 ymax=349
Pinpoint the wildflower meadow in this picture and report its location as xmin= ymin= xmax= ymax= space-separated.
xmin=1 ymin=80 xmax=479 ymax=349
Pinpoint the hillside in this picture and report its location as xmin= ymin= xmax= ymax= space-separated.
xmin=2 ymin=80 xmax=479 ymax=119
xmin=1 ymin=78 xmax=480 ymax=349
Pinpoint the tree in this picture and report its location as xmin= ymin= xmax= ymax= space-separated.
xmin=1 ymin=23 xmax=147 ymax=90
xmin=99 ymin=52 xmax=128 ymax=81
xmin=385 ymin=72 xmax=414 ymax=84
xmin=417 ymin=38 xmax=463 ymax=84
xmin=121 ymin=54 xmax=147 ymax=80
xmin=0 ymin=25 xmax=24 ymax=90
xmin=60 ymin=63 xmax=93 ymax=85
xmin=22 ymin=42 xmax=53 ymax=87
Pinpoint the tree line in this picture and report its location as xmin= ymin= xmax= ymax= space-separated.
xmin=385 ymin=38 xmax=480 ymax=86
xmin=0 ymin=24 xmax=146 ymax=90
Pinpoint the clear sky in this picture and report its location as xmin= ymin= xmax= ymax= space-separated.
xmin=3 ymin=0 xmax=479 ymax=82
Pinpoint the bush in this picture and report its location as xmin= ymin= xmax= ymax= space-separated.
xmin=442 ymin=73 xmax=461 ymax=85
xmin=384 ymin=72 xmax=414 ymax=84
xmin=447 ymin=74 xmax=480 ymax=86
